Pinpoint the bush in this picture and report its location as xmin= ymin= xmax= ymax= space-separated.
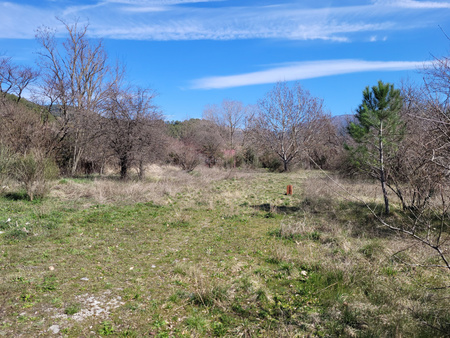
xmin=259 ymin=152 xmax=282 ymax=172
xmin=0 ymin=145 xmax=14 ymax=193
xmin=238 ymin=147 xmax=260 ymax=169
xmin=11 ymin=150 xmax=59 ymax=201
xmin=169 ymin=143 xmax=200 ymax=172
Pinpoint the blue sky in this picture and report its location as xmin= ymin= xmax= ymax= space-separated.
xmin=1 ymin=0 xmax=450 ymax=120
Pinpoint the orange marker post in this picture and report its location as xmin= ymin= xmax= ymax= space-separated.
xmin=287 ymin=185 xmax=293 ymax=195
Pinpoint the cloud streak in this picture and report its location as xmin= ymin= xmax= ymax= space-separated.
xmin=190 ymin=59 xmax=432 ymax=89
xmin=104 ymin=0 xmax=222 ymax=4
xmin=0 ymin=0 xmax=449 ymax=41
xmin=376 ymin=0 xmax=450 ymax=8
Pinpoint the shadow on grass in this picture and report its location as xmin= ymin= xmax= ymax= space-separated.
xmin=251 ymin=197 xmax=421 ymax=242
xmin=258 ymin=195 xmax=405 ymax=239
xmin=3 ymin=191 xmax=29 ymax=201
xmin=64 ymin=174 xmax=145 ymax=183
xmin=305 ymin=197 xmax=407 ymax=239
xmin=251 ymin=203 xmax=301 ymax=215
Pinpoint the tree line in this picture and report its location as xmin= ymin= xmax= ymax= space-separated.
xmin=0 ymin=20 xmax=449 ymax=214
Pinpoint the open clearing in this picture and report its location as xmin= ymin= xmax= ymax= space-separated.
xmin=0 ymin=167 xmax=449 ymax=337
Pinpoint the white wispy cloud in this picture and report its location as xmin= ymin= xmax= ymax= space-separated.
xmin=190 ymin=59 xmax=432 ymax=89
xmin=0 ymin=2 xmax=60 ymax=39
xmin=104 ymin=0 xmax=223 ymax=4
xmin=62 ymin=3 xmax=108 ymax=16
xmin=89 ymin=4 xmax=397 ymax=41
xmin=0 ymin=0 xmax=449 ymax=40
xmin=375 ymin=0 xmax=450 ymax=8
xmin=118 ymin=6 xmax=169 ymax=12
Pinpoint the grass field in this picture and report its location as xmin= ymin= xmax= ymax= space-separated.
xmin=0 ymin=166 xmax=449 ymax=337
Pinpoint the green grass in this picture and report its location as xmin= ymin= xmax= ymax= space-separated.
xmin=0 ymin=168 xmax=448 ymax=337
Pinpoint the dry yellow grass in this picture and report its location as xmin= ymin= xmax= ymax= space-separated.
xmin=50 ymin=165 xmax=256 ymax=207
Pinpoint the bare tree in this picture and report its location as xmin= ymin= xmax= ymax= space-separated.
xmin=0 ymin=56 xmax=16 ymax=99
xmin=386 ymin=52 xmax=450 ymax=213
xmin=203 ymin=99 xmax=247 ymax=149
xmin=103 ymin=85 xmax=161 ymax=179
xmin=422 ymin=54 xmax=450 ymax=174
xmin=305 ymin=114 xmax=344 ymax=170
xmin=0 ymin=56 xmax=39 ymax=103
xmin=35 ymin=19 xmax=112 ymax=175
xmin=169 ymin=139 xmax=200 ymax=172
xmin=253 ymin=81 xmax=325 ymax=171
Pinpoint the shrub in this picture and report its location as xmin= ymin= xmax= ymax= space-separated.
xmin=0 ymin=144 xmax=13 ymax=193
xmin=11 ymin=150 xmax=59 ymax=201
xmin=259 ymin=152 xmax=282 ymax=172
xmin=241 ymin=147 xmax=259 ymax=168
xmin=169 ymin=143 xmax=200 ymax=172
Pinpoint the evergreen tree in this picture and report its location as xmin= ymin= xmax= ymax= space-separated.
xmin=347 ymin=81 xmax=405 ymax=215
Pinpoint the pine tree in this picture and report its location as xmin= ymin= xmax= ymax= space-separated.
xmin=347 ymin=81 xmax=405 ymax=215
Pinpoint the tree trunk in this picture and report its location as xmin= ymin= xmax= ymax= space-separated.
xmin=71 ymin=148 xmax=82 ymax=177
xmin=379 ymin=122 xmax=390 ymax=215
xmin=71 ymin=128 xmax=84 ymax=176
xmin=283 ymin=159 xmax=289 ymax=172
xmin=381 ymin=175 xmax=390 ymax=215
xmin=119 ymin=155 xmax=128 ymax=179
xmin=138 ymin=159 xmax=145 ymax=180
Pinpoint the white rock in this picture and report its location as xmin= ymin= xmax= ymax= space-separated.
xmin=48 ymin=325 xmax=60 ymax=334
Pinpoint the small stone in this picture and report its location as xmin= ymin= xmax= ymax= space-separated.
xmin=48 ymin=325 xmax=60 ymax=334
xmin=80 ymin=277 xmax=89 ymax=281
xmin=151 ymin=265 xmax=156 ymax=268
xmin=49 ymin=266 xmax=55 ymax=271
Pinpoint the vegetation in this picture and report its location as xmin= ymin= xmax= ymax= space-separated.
xmin=346 ymin=81 xmax=404 ymax=215
xmin=0 ymin=18 xmax=449 ymax=337
xmin=0 ymin=168 xmax=448 ymax=337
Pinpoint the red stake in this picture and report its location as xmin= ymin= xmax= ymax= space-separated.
xmin=287 ymin=185 xmax=293 ymax=195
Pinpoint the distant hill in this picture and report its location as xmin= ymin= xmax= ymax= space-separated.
xmin=2 ymin=92 xmax=43 ymax=112
xmin=331 ymin=114 xmax=355 ymax=134
xmin=1 ymin=93 xmax=57 ymax=122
